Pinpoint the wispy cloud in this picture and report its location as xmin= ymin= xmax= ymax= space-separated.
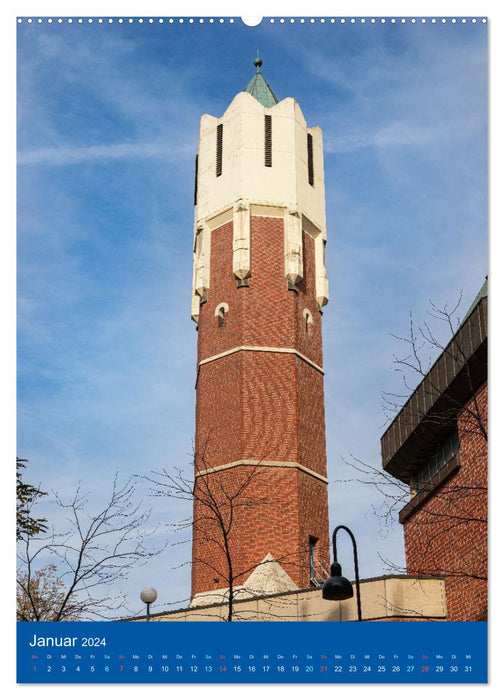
xmin=18 ymin=140 xmax=194 ymax=166
xmin=325 ymin=121 xmax=442 ymax=154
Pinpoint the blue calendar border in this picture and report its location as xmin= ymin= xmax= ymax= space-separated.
xmin=17 ymin=620 xmax=487 ymax=683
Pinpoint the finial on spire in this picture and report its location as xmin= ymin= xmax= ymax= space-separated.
xmin=244 ymin=51 xmax=278 ymax=107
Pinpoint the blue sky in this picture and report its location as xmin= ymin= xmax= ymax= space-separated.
xmin=16 ymin=15 xmax=487 ymax=618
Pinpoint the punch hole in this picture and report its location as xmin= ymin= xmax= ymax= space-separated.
xmin=242 ymin=17 xmax=263 ymax=26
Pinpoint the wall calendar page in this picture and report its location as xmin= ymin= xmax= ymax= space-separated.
xmin=16 ymin=8 xmax=489 ymax=688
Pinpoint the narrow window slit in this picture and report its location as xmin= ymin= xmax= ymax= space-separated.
xmin=216 ymin=123 xmax=223 ymax=177
xmin=265 ymin=115 xmax=272 ymax=167
xmin=193 ymin=153 xmax=199 ymax=205
xmin=307 ymin=133 xmax=314 ymax=186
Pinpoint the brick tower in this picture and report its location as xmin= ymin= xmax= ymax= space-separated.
xmin=190 ymin=55 xmax=330 ymax=601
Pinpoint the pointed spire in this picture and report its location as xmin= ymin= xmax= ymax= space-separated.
xmin=244 ymin=51 xmax=279 ymax=107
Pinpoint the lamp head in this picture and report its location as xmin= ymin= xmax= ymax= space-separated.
xmin=140 ymin=586 xmax=158 ymax=604
xmin=321 ymin=562 xmax=354 ymax=601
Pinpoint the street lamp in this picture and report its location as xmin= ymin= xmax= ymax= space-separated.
xmin=140 ymin=586 xmax=158 ymax=622
xmin=322 ymin=525 xmax=362 ymax=621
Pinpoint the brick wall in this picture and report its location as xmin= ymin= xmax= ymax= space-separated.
xmin=192 ymin=215 xmax=330 ymax=596
xmin=191 ymin=466 xmax=330 ymax=593
xmin=402 ymin=382 xmax=488 ymax=620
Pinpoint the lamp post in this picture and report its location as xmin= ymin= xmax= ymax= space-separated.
xmin=140 ymin=586 xmax=158 ymax=622
xmin=322 ymin=525 xmax=362 ymax=621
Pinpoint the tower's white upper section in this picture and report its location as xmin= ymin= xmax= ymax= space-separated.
xmin=195 ymin=92 xmax=326 ymax=235
xmin=191 ymin=82 xmax=329 ymax=322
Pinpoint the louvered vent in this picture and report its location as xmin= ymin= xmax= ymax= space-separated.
xmin=264 ymin=115 xmax=272 ymax=167
xmin=307 ymin=133 xmax=314 ymax=186
xmin=193 ymin=154 xmax=198 ymax=206
xmin=216 ymin=123 xmax=223 ymax=177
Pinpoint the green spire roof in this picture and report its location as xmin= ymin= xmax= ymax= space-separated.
xmin=244 ymin=51 xmax=279 ymax=108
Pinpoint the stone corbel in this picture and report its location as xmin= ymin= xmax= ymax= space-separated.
xmin=193 ymin=220 xmax=211 ymax=297
xmin=315 ymin=232 xmax=329 ymax=309
xmin=232 ymin=199 xmax=251 ymax=281
xmin=191 ymin=293 xmax=201 ymax=324
xmin=284 ymin=206 xmax=303 ymax=286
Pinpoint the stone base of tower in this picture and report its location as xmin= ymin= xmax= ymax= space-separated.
xmin=190 ymin=553 xmax=299 ymax=608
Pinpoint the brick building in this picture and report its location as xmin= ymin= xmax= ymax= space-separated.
xmin=189 ymin=56 xmax=331 ymax=602
xmin=381 ymin=281 xmax=488 ymax=620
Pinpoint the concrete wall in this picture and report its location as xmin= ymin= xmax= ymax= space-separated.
xmin=139 ymin=576 xmax=447 ymax=622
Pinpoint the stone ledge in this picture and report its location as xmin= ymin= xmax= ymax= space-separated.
xmin=128 ymin=575 xmax=447 ymax=622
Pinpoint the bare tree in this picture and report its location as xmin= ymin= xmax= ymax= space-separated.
xmin=383 ymin=292 xmax=487 ymax=441
xmin=17 ymin=472 xmax=161 ymax=621
xmin=144 ymin=461 xmax=269 ymax=621
xmin=143 ymin=449 xmax=324 ymax=621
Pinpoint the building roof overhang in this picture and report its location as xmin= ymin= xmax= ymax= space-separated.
xmin=381 ymin=293 xmax=487 ymax=483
